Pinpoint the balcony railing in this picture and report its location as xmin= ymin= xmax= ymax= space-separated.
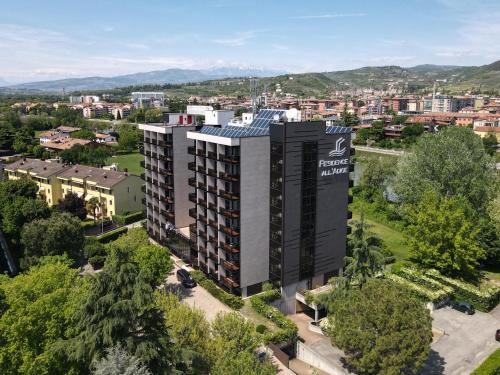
xmin=140 ymin=160 xmax=146 ymax=168
xmin=208 ymin=235 xmax=217 ymax=245
xmin=199 ymin=245 xmax=207 ymax=256
xmin=196 ymin=148 xmax=206 ymax=156
xmin=188 ymin=193 xmax=197 ymax=203
xmin=161 ymin=195 xmax=174 ymax=204
xmin=189 ymin=208 xmax=197 ymax=219
xmin=208 ymin=202 xmax=217 ymax=211
xmin=159 ymin=154 xmax=173 ymax=162
xmin=188 ymin=162 xmax=196 ymax=171
xmin=199 ymin=231 xmax=207 ymax=240
xmin=158 ymin=168 xmax=173 ymax=176
xmin=207 ymin=151 xmax=217 ymax=160
xmin=188 ymin=146 xmax=196 ymax=155
xmin=222 ymin=276 xmax=239 ymax=289
xmin=207 ymin=168 xmax=217 ymax=177
xmin=220 ymin=208 xmax=240 ymax=219
xmin=218 ymin=189 xmax=239 ymax=201
xmin=219 ymin=224 xmax=239 ymax=237
xmin=208 ymin=219 xmax=218 ymax=229
xmin=219 ymin=241 xmax=240 ymax=254
xmin=197 ymin=215 xmax=207 ymax=224
xmin=188 ymin=177 xmax=196 ymax=188
xmin=219 ymin=154 xmax=240 ymax=164
xmin=198 ymin=198 xmax=207 ymax=208
xmin=218 ymin=171 xmax=239 ymax=182
xmin=208 ymin=252 xmax=218 ymax=262
xmin=222 ymin=260 xmax=240 ymax=272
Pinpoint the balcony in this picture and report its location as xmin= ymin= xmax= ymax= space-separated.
xmin=189 ymin=208 xmax=197 ymax=219
xmin=161 ymin=209 xmax=175 ymax=221
xmin=208 ymin=252 xmax=218 ymax=262
xmin=199 ymin=245 xmax=207 ymax=256
xmin=188 ymin=146 xmax=196 ymax=155
xmin=219 ymin=241 xmax=240 ymax=254
xmin=199 ymin=261 xmax=208 ymax=273
xmin=222 ymin=260 xmax=240 ymax=272
xmin=208 ymin=219 xmax=218 ymax=229
xmin=219 ymin=153 xmax=240 ymax=164
xmin=188 ymin=177 xmax=196 ymax=188
xmin=220 ymin=208 xmax=240 ymax=219
xmin=140 ymin=160 xmax=146 ymax=168
xmin=188 ymin=162 xmax=196 ymax=172
xmin=222 ymin=276 xmax=239 ymax=289
xmin=208 ymin=185 xmax=217 ymax=194
xmin=144 ymin=137 xmax=151 ymax=144
xmin=158 ymin=168 xmax=173 ymax=176
xmin=141 ymin=197 xmax=146 ymax=205
xmin=218 ymin=189 xmax=239 ymax=201
xmin=197 ymin=165 xmax=205 ymax=173
xmin=199 ymin=231 xmax=207 ymax=240
xmin=208 ymin=235 xmax=217 ymax=245
xmin=218 ymin=171 xmax=239 ymax=182
xmin=197 ymin=181 xmax=207 ymax=190
xmin=151 ymin=139 xmax=157 ymax=146
xmin=159 ymin=181 xmax=173 ymax=190
xmin=196 ymin=148 xmax=206 ymax=157
xmin=188 ymin=193 xmax=197 ymax=203
xmin=140 ymin=172 xmax=146 ymax=180
xmin=189 ymin=223 xmax=197 ymax=235
xmin=161 ymin=195 xmax=174 ymax=204
xmin=141 ymin=185 xmax=146 ymax=193
xmin=197 ymin=215 xmax=207 ymax=224
xmin=208 ymin=202 xmax=217 ymax=211
xmin=159 ymin=154 xmax=173 ymax=162
xmin=207 ymin=151 xmax=217 ymax=160
xmin=207 ymin=168 xmax=217 ymax=177
xmin=198 ymin=198 xmax=207 ymax=208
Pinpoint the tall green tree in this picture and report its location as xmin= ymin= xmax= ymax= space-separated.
xmin=20 ymin=212 xmax=85 ymax=269
xmin=58 ymin=192 xmax=88 ymax=220
xmin=359 ymin=157 xmax=394 ymax=203
xmin=91 ymin=346 xmax=151 ymax=375
xmin=0 ymin=258 xmax=86 ymax=375
xmin=62 ymin=243 xmax=178 ymax=374
xmin=325 ymin=279 xmax=432 ymax=375
xmin=344 ymin=213 xmax=385 ymax=288
xmin=482 ymin=133 xmax=498 ymax=156
xmin=394 ymin=126 xmax=496 ymax=211
xmin=406 ymin=192 xmax=484 ymax=279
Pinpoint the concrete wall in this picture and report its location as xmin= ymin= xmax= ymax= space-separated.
xmin=296 ymin=341 xmax=346 ymax=375
xmin=172 ymin=126 xmax=196 ymax=229
xmin=239 ymin=136 xmax=270 ymax=290
xmin=113 ymin=175 xmax=143 ymax=215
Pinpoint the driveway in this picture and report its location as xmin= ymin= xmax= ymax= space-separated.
xmin=419 ymin=306 xmax=500 ymax=375
xmin=164 ymin=264 xmax=232 ymax=321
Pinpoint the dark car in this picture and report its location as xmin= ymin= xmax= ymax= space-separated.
xmin=496 ymin=329 xmax=500 ymax=342
xmin=451 ymin=300 xmax=475 ymax=315
xmin=176 ymin=269 xmax=196 ymax=288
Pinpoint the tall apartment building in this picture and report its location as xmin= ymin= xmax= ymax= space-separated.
xmin=186 ymin=109 xmax=352 ymax=300
xmin=140 ymin=109 xmax=234 ymax=258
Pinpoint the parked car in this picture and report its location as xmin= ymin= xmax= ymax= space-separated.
xmin=495 ymin=329 xmax=500 ymax=342
xmin=451 ymin=300 xmax=475 ymax=315
xmin=176 ymin=269 xmax=196 ymax=288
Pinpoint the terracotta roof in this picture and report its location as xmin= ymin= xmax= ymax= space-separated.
xmin=43 ymin=138 xmax=91 ymax=151
xmin=474 ymin=126 xmax=500 ymax=132
xmin=95 ymin=133 xmax=110 ymax=139
xmin=4 ymin=158 xmax=69 ymax=178
xmin=57 ymin=164 xmax=132 ymax=188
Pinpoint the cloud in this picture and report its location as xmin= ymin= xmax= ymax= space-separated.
xmin=289 ymin=13 xmax=365 ymax=20
xmin=103 ymin=26 xmax=114 ymax=32
xmin=211 ymin=31 xmax=256 ymax=46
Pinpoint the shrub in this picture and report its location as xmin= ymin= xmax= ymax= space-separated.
xmin=255 ymin=324 xmax=268 ymax=334
xmin=112 ymin=211 xmax=144 ymax=225
xmin=95 ymin=226 xmax=128 ymax=243
xmin=386 ymin=274 xmax=449 ymax=304
xmin=425 ymin=269 xmax=500 ymax=311
xmin=471 ymin=348 xmax=500 ymax=375
xmin=395 ymin=267 xmax=453 ymax=294
xmin=190 ymin=270 xmax=243 ymax=310
xmin=88 ymin=255 xmax=106 ymax=269
xmin=250 ymin=290 xmax=298 ymax=345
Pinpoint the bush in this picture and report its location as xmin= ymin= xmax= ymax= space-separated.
xmin=88 ymin=255 xmax=106 ymax=269
xmin=95 ymin=226 xmax=128 ymax=243
xmin=472 ymin=348 xmax=500 ymax=375
xmin=395 ymin=267 xmax=454 ymax=294
xmin=250 ymin=290 xmax=298 ymax=345
xmin=386 ymin=274 xmax=449 ymax=304
xmin=425 ymin=269 xmax=500 ymax=311
xmin=255 ymin=324 xmax=268 ymax=334
xmin=112 ymin=211 xmax=144 ymax=225
xmin=190 ymin=270 xmax=243 ymax=310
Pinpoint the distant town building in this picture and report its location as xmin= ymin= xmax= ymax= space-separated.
xmin=132 ymin=92 xmax=165 ymax=108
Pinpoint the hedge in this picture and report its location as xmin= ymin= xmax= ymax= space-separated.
xmin=250 ymin=289 xmax=298 ymax=345
xmin=112 ymin=211 xmax=144 ymax=225
xmin=94 ymin=226 xmax=128 ymax=243
xmin=471 ymin=349 xmax=500 ymax=375
xmin=395 ymin=268 xmax=454 ymax=294
xmin=425 ymin=269 xmax=500 ymax=312
xmin=190 ymin=270 xmax=243 ymax=310
xmin=386 ymin=274 xmax=449 ymax=304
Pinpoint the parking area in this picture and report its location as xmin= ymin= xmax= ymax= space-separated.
xmin=419 ymin=306 xmax=500 ymax=375
xmin=164 ymin=264 xmax=232 ymax=321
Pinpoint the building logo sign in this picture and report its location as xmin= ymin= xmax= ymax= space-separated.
xmin=319 ymin=137 xmax=349 ymax=177
xmin=328 ymin=138 xmax=346 ymax=157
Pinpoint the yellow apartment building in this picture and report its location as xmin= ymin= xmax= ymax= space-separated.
xmin=4 ymin=159 xmax=143 ymax=218
xmin=4 ymin=158 xmax=68 ymax=206
xmin=57 ymin=164 xmax=143 ymax=218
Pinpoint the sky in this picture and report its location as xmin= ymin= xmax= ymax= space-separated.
xmin=1 ymin=0 xmax=500 ymax=84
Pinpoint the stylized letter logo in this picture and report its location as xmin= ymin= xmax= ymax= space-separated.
xmin=328 ymin=138 xmax=346 ymax=157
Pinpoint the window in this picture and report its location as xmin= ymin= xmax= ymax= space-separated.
xmin=109 ymin=200 xmax=113 ymax=205
xmin=127 ymin=186 xmax=130 ymax=193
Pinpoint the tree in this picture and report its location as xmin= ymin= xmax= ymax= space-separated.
xmin=62 ymin=243 xmax=177 ymax=374
xmin=133 ymin=244 xmax=173 ymax=286
xmin=401 ymin=123 xmax=424 ymax=145
xmin=211 ymin=311 xmax=259 ymax=354
xmin=359 ymin=157 xmax=394 ymax=202
xmin=394 ymin=126 xmax=496 ymax=211
xmin=91 ymin=346 xmax=151 ymax=375
xmin=482 ymin=133 xmax=498 ymax=156
xmin=340 ymin=100 xmax=359 ymax=127
xmin=344 ymin=213 xmax=385 ymax=287
xmin=58 ymin=192 xmax=88 ymax=219
xmin=0 ymin=177 xmax=38 ymax=201
xmin=60 ymin=144 xmax=112 ymax=167
xmin=209 ymin=348 xmax=276 ymax=375
xmin=406 ymin=192 xmax=484 ymax=279
xmin=0 ymin=258 xmax=86 ymax=375
xmin=325 ymin=279 xmax=432 ymax=375
xmin=117 ymin=123 xmax=142 ymax=152
xmin=87 ymin=197 xmax=100 ymax=222
xmin=72 ymin=128 xmax=96 ymax=140
xmin=2 ymin=197 xmax=50 ymax=238
xmin=21 ymin=212 xmax=85 ymax=268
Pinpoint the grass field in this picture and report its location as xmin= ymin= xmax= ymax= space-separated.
xmin=106 ymin=152 xmax=143 ymax=176
xmin=350 ymin=211 xmax=408 ymax=261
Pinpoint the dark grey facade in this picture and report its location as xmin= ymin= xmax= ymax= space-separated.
xmin=269 ymin=121 xmax=352 ymax=289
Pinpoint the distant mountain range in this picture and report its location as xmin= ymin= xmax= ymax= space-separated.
xmin=2 ymin=60 xmax=500 ymax=96
xmin=0 ymin=67 xmax=285 ymax=93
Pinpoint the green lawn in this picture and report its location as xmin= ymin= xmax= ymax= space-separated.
xmin=350 ymin=211 xmax=408 ymax=261
xmin=240 ymin=299 xmax=279 ymax=333
xmin=106 ymin=152 xmax=143 ymax=176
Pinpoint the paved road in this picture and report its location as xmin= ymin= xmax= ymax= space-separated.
xmin=164 ymin=264 xmax=232 ymax=321
xmin=353 ymin=145 xmax=405 ymax=156
xmin=419 ymin=306 xmax=500 ymax=375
